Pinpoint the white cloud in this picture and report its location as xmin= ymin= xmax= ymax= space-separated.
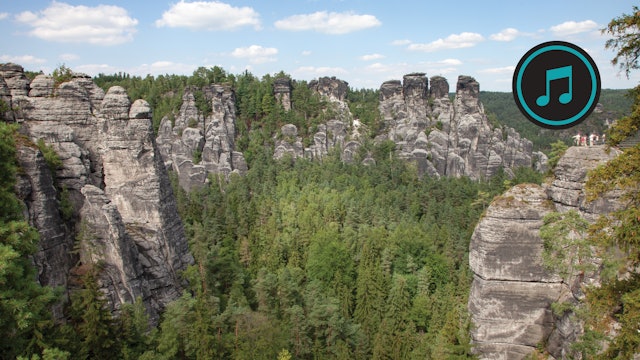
xmin=59 ymin=53 xmax=79 ymax=61
xmin=408 ymin=32 xmax=484 ymax=52
xmin=0 ymin=54 xmax=46 ymax=64
xmin=360 ymin=53 xmax=385 ymax=61
xmin=433 ymin=58 xmax=463 ymax=66
xmin=134 ymin=61 xmax=196 ymax=75
xmin=74 ymin=63 xmax=118 ymax=75
xmin=550 ymin=20 xmax=598 ymax=36
xmin=391 ymin=39 xmax=411 ymax=46
xmin=292 ymin=66 xmax=348 ymax=76
xmin=231 ymin=45 xmax=278 ymax=64
xmin=301 ymin=50 xmax=312 ymax=56
xmin=0 ymin=12 xmax=8 ymax=20
xmin=156 ymin=1 xmax=260 ymax=31
xmin=490 ymin=28 xmax=520 ymax=41
xmin=15 ymin=2 xmax=137 ymax=45
xmin=478 ymin=66 xmax=515 ymax=74
xmin=275 ymin=11 xmax=381 ymax=34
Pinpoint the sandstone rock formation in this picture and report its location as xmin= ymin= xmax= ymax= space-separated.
xmin=3 ymin=64 xmax=192 ymax=322
xmin=156 ymin=85 xmax=247 ymax=191
xmin=273 ymin=76 xmax=363 ymax=163
xmin=468 ymin=146 xmax=621 ymax=359
xmin=273 ymin=77 xmax=292 ymax=111
xmin=379 ymin=74 xmax=534 ymax=179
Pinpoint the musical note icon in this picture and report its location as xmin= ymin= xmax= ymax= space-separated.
xmin=536 ymin=65 xmax=573 ymax=107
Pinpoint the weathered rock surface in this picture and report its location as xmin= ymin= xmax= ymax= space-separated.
xmin=273 ymin=77 xmax=292 ymax=111
xmin=468 ymin=146 xmax=622 ymax=359
xmin=156 ymin=85 xmax=247 ymax=191
xmin=0 ymin=63 xmax=30 ymax=96
xmin=273 ymin=77 xmax=363 ymax=163
xmin=378 ymin=74 xmax=534 ymax=179
xmin=15 ymin=145 xmax=73 ymax=319
xmin=3 ymin=66 xmax=193 ymax=322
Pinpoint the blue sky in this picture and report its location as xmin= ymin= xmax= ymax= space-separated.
xmin=1 ymin=0 xmax=639 ymax=91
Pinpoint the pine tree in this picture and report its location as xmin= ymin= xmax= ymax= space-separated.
xmin=65 ymin=268 xmax=119 ymax=359
xmin=0 ymin=123 xmax=58 ymax=359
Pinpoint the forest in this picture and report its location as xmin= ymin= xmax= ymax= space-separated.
xmin=1 ymin=64 xmax=547 ymax=359
xmin=4 ymin=6 xmax=640 ymax=355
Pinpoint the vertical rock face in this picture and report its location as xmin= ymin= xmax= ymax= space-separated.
xmin=309 ymin=76 xmax=348 ymax=102
xmin=3 ymin=65 xmax=193 ymax=322
xmin=273 ymin=77 xmax=292 ymax=111
xmin=468 ymin=146 xmax=622 ymax=359
xmin=273 ymin=76 xmax=363 ymax=163
xmin=378 ymin=74 xmax=534 ymax=179
xmin=156 ymin=85 xmax=247 ymax=191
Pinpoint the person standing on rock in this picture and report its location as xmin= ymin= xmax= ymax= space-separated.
xmin=573 ymin=133 xmax=581 ymax=146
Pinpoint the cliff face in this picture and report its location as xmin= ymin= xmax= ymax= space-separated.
xmin=468 ymin=146 xmax=621 ymax=359
xmin=273 ymin=76 xmax=363 ymax=163
xmin=2 ymin=63 xmax=193 ymax=322
xmin=156 ymin=85 xmax=247 ymax=191
xmin=379 ymin=74 xmax=538 ymax=179
xmin=273 ymin=73 xmax=541 ymax=178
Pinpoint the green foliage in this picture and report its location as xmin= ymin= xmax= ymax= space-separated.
xmin=603 ymin=6 xmax=640 ymax=78
xmin=61 ymin=267 xmax=119 ymax=359
xmin=547 ymin=140 xmax=569 ymax=170
xmin=154 ymin=142 xmax=509 ymax=358
xmin=0 ymin=98 xmax=10 ymax=121
xmin=480 ymin=90 xmax=632 ymax=152
xmin=36 ymin=139 xmax=62 ymax=175
xmin=58 ymin=186 xmax=73 ymax=222
xmin=540 ymin=210 xmax=592 ymax=281
xmin=0 ymin=122 xmax=60 ymax=359
xmin=347 ymin=87 xmax=381 ymax=134
xmin=563 ymin=9 xmax=640 ymax=357
xmin=52 ymin=65 xmax=73 ymax=87
xmin=192 ymin=149 xmax=202 ymax=164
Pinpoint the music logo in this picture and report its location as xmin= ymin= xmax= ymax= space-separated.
xmin=512 ymin=41 xmax=600 ymax=129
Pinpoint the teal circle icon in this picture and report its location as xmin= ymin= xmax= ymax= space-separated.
xmin=512 ymin=41 xmax=600 ymax=129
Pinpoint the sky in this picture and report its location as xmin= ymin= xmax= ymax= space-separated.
xmin=1 ymin=0 xmax=639 ymax=91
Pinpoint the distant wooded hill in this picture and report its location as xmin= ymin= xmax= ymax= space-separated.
xmin=479 ymin=89 xmax=633 ymax=152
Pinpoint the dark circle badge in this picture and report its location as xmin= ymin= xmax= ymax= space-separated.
xmin=512 ymin=41 xmax=600 ymax=129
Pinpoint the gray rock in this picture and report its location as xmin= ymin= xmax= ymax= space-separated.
xmin=429 ymin=76 xmax=449 ymax=99
xmin=101 ymin=86 xmax=131 ymax=120
xmin=281 ymin=123 xmax=298 ymax=137
xmin=378 ymin=74 xmax=534 ymax=179
xmin=0 ymin=77 xmax=13 ymax=120
xmin=15 ymin=145 xmax=74 ymax=319
xmin=309 ymin=76 xmax=348 ymax=102
xmin=273 ymin=77 xmax=292 ymax=111
xmin=3 ymin=65 xmax=193 ymax=324
xmin=156 ymin=85 xmax=247 ymax=190
xmin=380 ymin=80 xmax=402 ymax=101
xmin=28 ymin=75 xmax=54 ymax=97
xmin=129 ymin=99 xmax=152 ymax=119
xmin=469 ymin=185 xmax=563 ymax=359
xmin=0 ymin=63 xmax=30 ymax=96
xmin=469 ymin=145 xmax=624 ymax=359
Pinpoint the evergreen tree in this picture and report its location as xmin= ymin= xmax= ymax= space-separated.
xmin=0 ymin=123 xmax=59 ymax=359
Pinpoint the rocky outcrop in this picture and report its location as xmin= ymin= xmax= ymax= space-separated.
xmin=378 ymin=74 xmax=534 ymax=179
xmin=156 ymin=85 xmax=247 ymax=191
xmin=468 ymin=146 xmax=622 ymax=359
xmin=3 ymin=64 xmax=192 ymax=322
xmin=274 ymin=76 xmax=363 ymax=163
xmin=273 ymin=77 xmax=292 ymax=111
xmin=0 ymin=63 xmax=30 ymax=96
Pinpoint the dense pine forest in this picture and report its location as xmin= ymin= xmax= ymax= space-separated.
xmin=1 ymin=65 xmax=548 ymax=359
xmin=2 ymin=54 xmax=635 ymax=359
